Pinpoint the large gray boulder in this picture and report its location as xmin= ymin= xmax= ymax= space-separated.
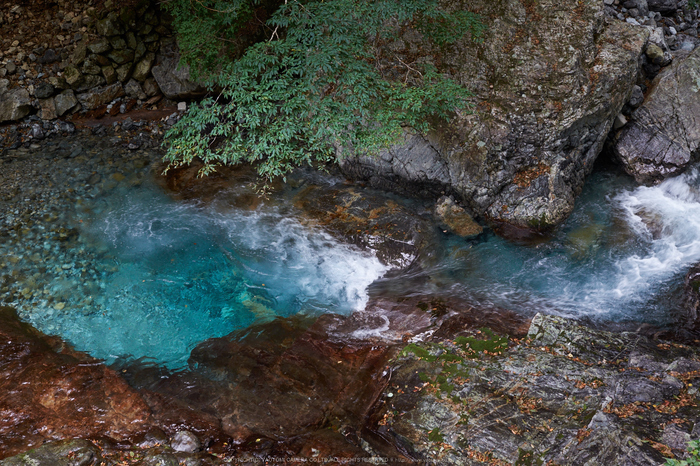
xmin=339 ymin=0 xmax=649 ymax=232
xmin=612 ymin=47 xmax=700 ymax=184
xmin=151 ymin=39 xmax=207 ymax=100
xmin=0 ymin=85 xmax=33 ymax=123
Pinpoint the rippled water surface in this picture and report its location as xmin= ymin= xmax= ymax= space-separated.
xmin=3 ymin=137 xmax=700 ymax=368
xmin=389 ymin=166 xmax=700 ymax=324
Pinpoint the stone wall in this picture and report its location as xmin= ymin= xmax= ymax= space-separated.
xmin=0 ymin=0 xmax=198 ymax=124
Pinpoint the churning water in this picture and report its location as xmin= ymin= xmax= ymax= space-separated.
xmin=4 ymin=140 xmax=700 ymax=369
xmin=394 ymin=166 xmax=700 ymax=324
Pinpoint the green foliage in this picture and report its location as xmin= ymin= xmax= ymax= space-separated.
xmin=402 ymin=343 xmax=438 ymax=362
xmin=455 ymin=327 xmax=509 ymax=358
xmin=162 ymin=0 xmax=482 ymax=182
xmin=428 ymin=427 xmax=445 ymax=443
xmin=666 ymin=440 xmax=700 ymax=466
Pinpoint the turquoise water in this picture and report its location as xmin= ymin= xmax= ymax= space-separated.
xmin=65 ymin=182 xmax=388 ymax=367
xmin=0 ymin=146 xmax=387 ymax=368
xmin=4 ymin=139 xmax=700 ymax=369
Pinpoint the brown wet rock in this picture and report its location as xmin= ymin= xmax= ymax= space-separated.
xmin=434 ymin=195 xmax=483 ymax=238
xmin=152 ymin=314 xmax=395 ymax=441
xmin=0 ymin=306 xmax=154 ymax=458
xmin=156 ymin=159 xmax=275 ymax=210
xmin=126 ymin=296 xmax=529 ymax=461
xmin=294 ymin=185 xmax=436 ymax=269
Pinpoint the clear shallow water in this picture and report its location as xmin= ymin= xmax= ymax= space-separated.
xmin=4 ymin=139 xmax=700 ymax=368
xmin=61 ymin=183 xmax=388 ymax=367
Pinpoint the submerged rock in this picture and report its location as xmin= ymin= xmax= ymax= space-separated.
xmin=434 ymin=195 xmax=482 ymax=238
xmin=294 ymin=184 xmax=436 ymax=269
xmin=0 ymin=439 xmax=101 ymax=466
xmin=340 ymin=0 xmax=648 ymax=233
xmin=613 ymin=46 xmax=700 ymax=184
xmin=0 ymin=306 xmax=156 ymax=458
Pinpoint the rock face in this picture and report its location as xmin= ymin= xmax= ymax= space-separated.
xmin=152 ymin=39 xmax=207 ymax=100
xmin=377 ymin=313 xmax=700 ymax=465
xmin=0 ymin=306 xmax=154 ymax=458
xmin=613 ymin=47 xmax=700 ymax=184
xmin=339 ymin=0 xmax=649 ymax=232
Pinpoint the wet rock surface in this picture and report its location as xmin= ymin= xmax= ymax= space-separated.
xmin=293 ymin=184 xmax=438 ymax=269
xmin=613 ymin=46 xmax=700 ymax=184
xmin=0 ymin=306 xmax=155 ymax=457
xmin=683 ymin=264 xmax=700 ymax=333
xmin=374 ymin=313 xmax=700 ymax=465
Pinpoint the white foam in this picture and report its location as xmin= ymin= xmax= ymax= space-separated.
xmin=215 ymin=211 xmax=389 ymax=312
xmin=606 ymin=167 xmax=700 ymax=303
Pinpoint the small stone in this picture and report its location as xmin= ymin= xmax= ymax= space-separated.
xmin=0 ymin=88 xmax=32 ymax=122
xmin=102 ymin=65 xmax=117 ymax=85
xmin=63 ymin=65 xmax=84 ymax=88
xmin=170 ymin=431 xmax=201 ymax=453
xmin=39 ymin=98 xmax=58 ymax=120
xmin=132 ymin=52 xmax=155 ymax=82
xmin=613 ymin=113 xmax=628 ymax=130
xmin=5 ymin=61 xmax=17 ymax=75
xmin=88 ymin=38 xmax=111 ymax=55
xmin=143 ymin=77 xmax=159 ymax=97
xmin=645 ymin=42 xmax=665 ymax=65
xmin=177 ymin=101 xmax=187 ymax=112
xmin=55 ymin=89 xmax=79 ymax=116
xmin=107 ymin=49 xmax=134 ymax=65
xmin=126 ymin=31 xmax=138 ymax=50
xmin=70 ymin=43 xmax=87 ymax=65
xmin=628 ymin=85 xmax=644 ymax=108
xmin=81 ymin=59 xmax=102 ymax=76
xmin=125 ymin=79 xmax=146 ymax=100
xmin=48 ymin=76 xmax=69 ymax=90
xmin=116 ymin=63 xmax=133 ymax=82
xmin=109 ymin=36 xmax=127 ymax=51
xmin=111 ymin=172 xmax=126 ymax=182
xmin=54 ymin=302 xmax=65 ymax=310
xmin=34 ymin=82 xmax=55 ymax=99
xmin=31 ymin=123 xmax=44 ymax=139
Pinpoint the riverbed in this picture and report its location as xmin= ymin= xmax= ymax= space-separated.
xmin=1 ymin=131 xmax=698 ymax=369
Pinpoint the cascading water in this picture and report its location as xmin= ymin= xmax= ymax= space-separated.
xmin=4 ymin=138 xmax=700 ymax=370
xmin=385 ymin=166 xmax=700 ymax=324
xmin=9 ymin=179 xmax=388 ymax=369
